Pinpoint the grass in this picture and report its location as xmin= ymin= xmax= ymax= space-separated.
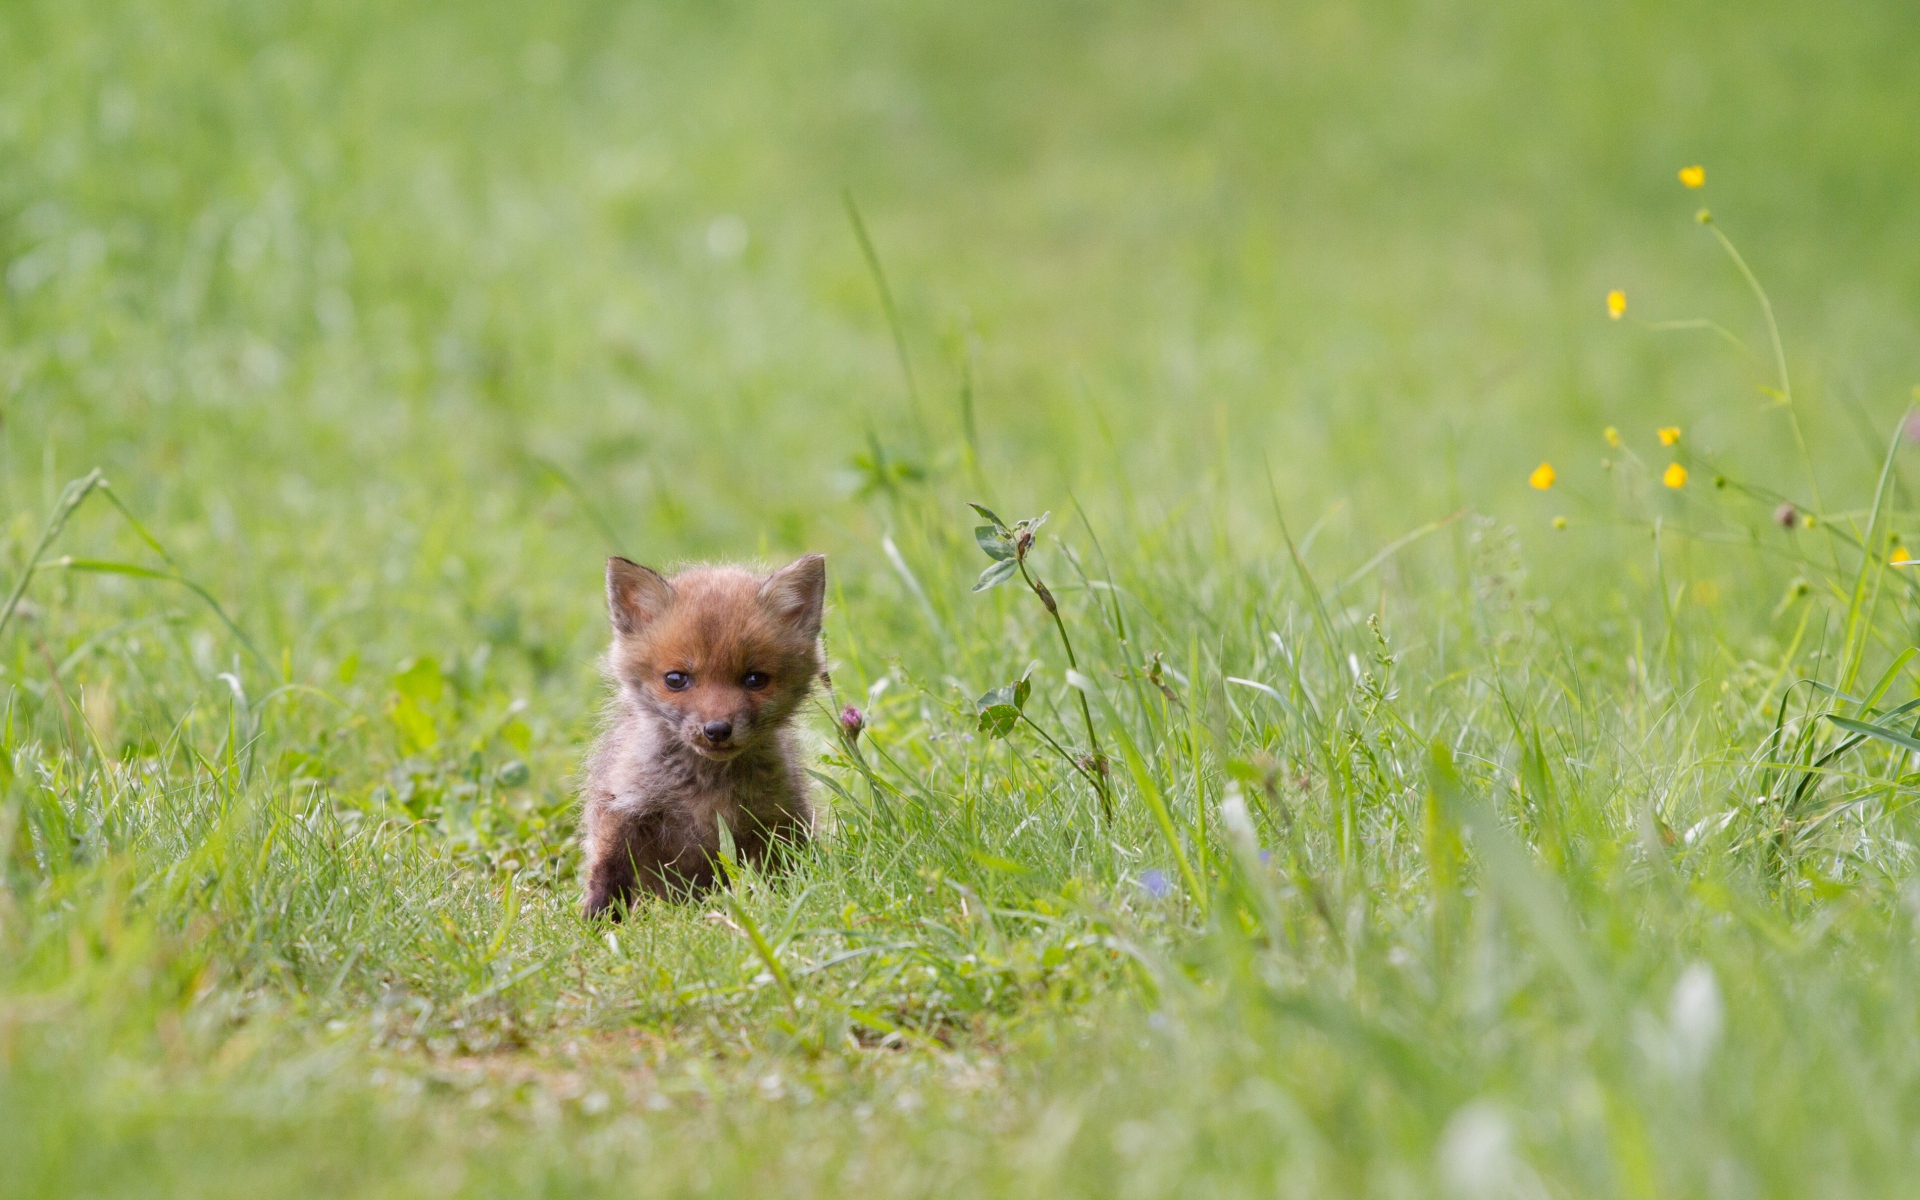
xmin=6 ymin=0 xmax=1920 ymax=1194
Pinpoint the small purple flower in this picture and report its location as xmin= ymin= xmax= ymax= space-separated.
xmin=839 ymin=705 xmax=865 ymax=741
xmin=1258 ymin=849 xmax=1272 ymax=866
xmin=1139 ymin=868 xmax=1171 ymax=899
xmin=1905 ymin=411 xmax=1920 ymax=444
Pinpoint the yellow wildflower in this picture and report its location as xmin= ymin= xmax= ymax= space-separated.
xmin=1606 ymin=290 xmax=1627 ymax=320
xmin=1658 ymin=426 xmax=1682 ymax=446
xmin=1663 ymin=462 xmax=1688 ymax=489
xmin=1894 ymin=547 xmax=1917 ymax=567
xmin=1529 ymin=462 xmax=1556 ymax=490
xmin=1552 ymin=516 xmax=1568 ymax=530
xmin=1679 ymin=165 xmax=1706 ymax=189
xmin=1604 ymin=426 xmax=1621 ymax=448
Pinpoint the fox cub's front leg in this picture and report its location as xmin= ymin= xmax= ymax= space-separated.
xmin=581 ymin=809 xmax=719 ymax=919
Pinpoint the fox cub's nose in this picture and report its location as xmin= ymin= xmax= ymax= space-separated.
xmin=702 ymin=720 xmax=734 ymax=745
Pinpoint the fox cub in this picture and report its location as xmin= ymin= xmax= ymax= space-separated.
xmin=579 ymin=554 xmax=825 ymax=918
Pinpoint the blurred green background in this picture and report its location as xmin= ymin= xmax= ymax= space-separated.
xmin=7 ymin=0 xmax=1917 ymax=577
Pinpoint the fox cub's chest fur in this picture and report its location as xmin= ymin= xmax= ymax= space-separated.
xmin=579 ymin=554 xmax=825 ymax=918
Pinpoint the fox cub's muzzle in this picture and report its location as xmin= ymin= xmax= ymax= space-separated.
xmin=677 ymin=702 xmax=750 ymax=759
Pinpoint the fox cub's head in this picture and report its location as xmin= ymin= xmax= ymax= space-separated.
xmin=605 ymin=554 xmax=826 ymax=762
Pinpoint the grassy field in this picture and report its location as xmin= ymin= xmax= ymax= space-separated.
xmin=6 ymin=0 xmax=1920 ymax=1195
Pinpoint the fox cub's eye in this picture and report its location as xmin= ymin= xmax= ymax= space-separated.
xmin=742 ymin=671 xmax=771 ymax=691
xmin=663 ymin=671 xmax=692 ymax=691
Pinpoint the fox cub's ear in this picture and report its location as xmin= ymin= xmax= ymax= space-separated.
xmin=759 ymin=553 xmax=826 ymax=639
xmin=606 ymin=557 xmax=674 ymax=635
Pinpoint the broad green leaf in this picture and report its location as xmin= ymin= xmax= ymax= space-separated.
xmin=967 ymin=501 xmax=1006 ymax=527
xmin=393 ymin=656 xmax=444 ymax=707
xmin=976 ymin=683 xmax=1025 ymax=738
xmin=975 ymin=525 xmax=1014 ymax=561
xmin=389 ymin=694 xmax=438 ymax=753
xmin=498 ymin=717 xmax=532 ymax=755
xmin=973 ymin=559 xmax=1018 ymax=592
xmin=977 ymin=704 xmax=1020 ymax=738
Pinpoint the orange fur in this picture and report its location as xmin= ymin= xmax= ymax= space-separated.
xmin=579 ymin=555 xmax=825 ymax=917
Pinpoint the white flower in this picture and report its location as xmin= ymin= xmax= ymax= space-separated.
xmin=1667 ymin=962 xmax=1724 ymax=1078
xmin=1220 ymin=784 xmax=1257 ymax=843
xmin=1439 ymin=1101 xmax=1546 ymax=1199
